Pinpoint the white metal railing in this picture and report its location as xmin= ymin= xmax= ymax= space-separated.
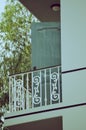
xmin=9 ymin=65 xmax=62 ymax=112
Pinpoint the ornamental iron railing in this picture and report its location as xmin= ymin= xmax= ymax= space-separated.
xmin=9 ymin=65 xmax=62 ymax=112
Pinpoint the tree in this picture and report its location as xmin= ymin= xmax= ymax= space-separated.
xmin=0 ymin=0 xmax=37 ymax=109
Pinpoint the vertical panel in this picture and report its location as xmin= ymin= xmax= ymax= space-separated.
xmin=31 ymin=22 xmax=61 ymax=69
xmin=61 ymin=0 xmax=86 ymax=71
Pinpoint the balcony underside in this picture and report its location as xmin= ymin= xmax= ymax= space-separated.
xmin=5 ymin=116 xmax=62 ymax=130
xmin=19 ymin=0 xmax=60 ymax=22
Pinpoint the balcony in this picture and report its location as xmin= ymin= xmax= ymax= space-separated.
xmin=9 ymin=65 xmax=62 ymax=112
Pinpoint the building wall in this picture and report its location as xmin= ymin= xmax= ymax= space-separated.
xmin=61 ymin=0 xmax=86 ymax=71
xmin=61 ymin=0 xmax=86 ymax=104
xmin=61 ymin=0 xmax=86 ymax=129
xmin=5 ymin=105 xmax=86 ymax=130
xmin=4 ymin=1 xmax=86 ymax=129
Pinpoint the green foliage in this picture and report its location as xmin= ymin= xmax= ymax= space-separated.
xmin=0 ymin=0 xmax=36 ymax=109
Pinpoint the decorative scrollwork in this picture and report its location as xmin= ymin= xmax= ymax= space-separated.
xmin=33 ymin=76 xmax=40 ymax=85
xmin=15 ymin=79 xmax=24 ymax=108
xmin=51 ymin=72 xmax=59 ymax=101
xmin=51 ymin=92 xmax=59 ymax=101
xmin=16 ymin=79 xmax=23 ymax=86
xmin=51 ymin=72 xmax=58 ymax=82
xmin=33 ymin=97 xmax=41 ymax=104
xmin=33 ymin=76 xmax=41 ymax=104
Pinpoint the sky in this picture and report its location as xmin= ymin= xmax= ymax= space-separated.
xmin=0 ymin=0 xmax=6 ymax=15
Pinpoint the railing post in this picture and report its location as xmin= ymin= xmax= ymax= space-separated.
xmin=58 ymin=66 xmax=62 ymax=102
xmin=14 ymin=76 xmax=16 ymax=111
xmin=0 ymin=110 xmax=4 ymax=130
xmin=44 ymin=69 xmax=47 ymax=106
xmin=9 ymin=76 xmax=11 ymax=112
xmin=26 ymin=73 xmax=29 ymax=109
xmin=32 ymin=72 xmax=34 ymax=108
xmin=40 ymin=70 xmax=42 ymax=107
xmin=50 ymin=68 xmax=52 ymax=105
xmin=22 ymin=74 xmax=24 ymax=110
